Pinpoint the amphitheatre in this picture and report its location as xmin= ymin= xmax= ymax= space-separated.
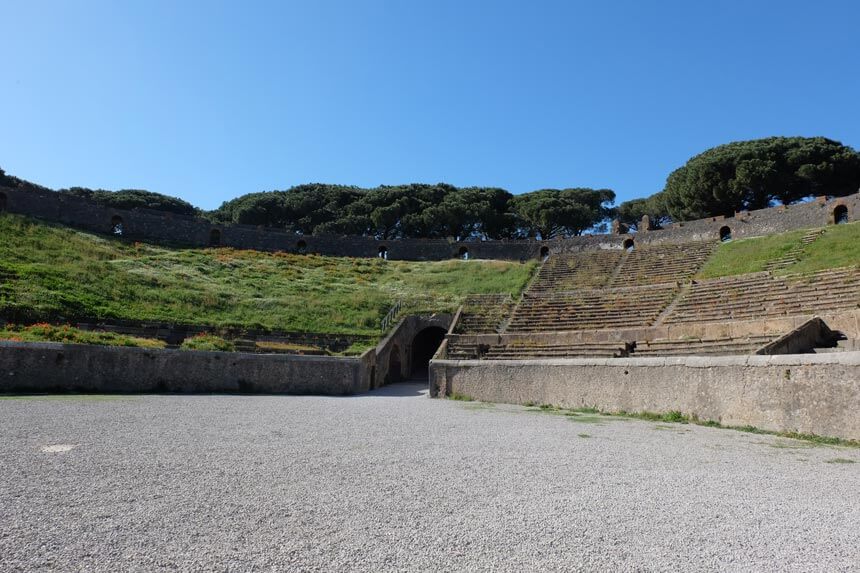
xmin=1 ymin=170 xmax=859 ymax=570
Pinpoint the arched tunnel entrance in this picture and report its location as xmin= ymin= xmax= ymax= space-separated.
xmin=410 ymin=326 xmax=447 ymax=380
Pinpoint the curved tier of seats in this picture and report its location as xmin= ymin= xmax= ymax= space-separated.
xmin=633 ymin=335 xmax=778 ymax=356
xmin=664 ymin=267 xmax=860 ymax=324
xmin=506 ymin=284 xmax=678 ymax=332
xmin=609 ymin=241 xmax=717 ymax=287
xmin=528 ymin=250 xmax=622 ymax=292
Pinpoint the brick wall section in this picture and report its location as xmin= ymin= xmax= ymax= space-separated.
xmin=2 ymin=186 xmax=857 ymax=260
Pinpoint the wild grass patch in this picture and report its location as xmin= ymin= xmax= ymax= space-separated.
xmin=0 ymin=213 xmax=536 ymax=337
xmin=0 ymin=323 xmax=164 ymax=348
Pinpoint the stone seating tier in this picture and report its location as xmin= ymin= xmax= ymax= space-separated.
xmin=453 ymin=294 xmax=516 ymax=334
xmin=665 ymin=267 xmax=860 ymax=324
xmin=528 ymin=250 xmax=623 ymax=292
xmin=445 ymin=335 xmax=781 ymax=360
xmin=609 ymin=241 xmax=717 ymax=287
xmin=506 ymin=285 xmax=678 ymax=332
xmin=633 ymin=335 xmax=778 ymax=356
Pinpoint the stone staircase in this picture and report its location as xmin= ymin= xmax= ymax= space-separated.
xmin=764 ymin=228 xmax=825 ymax=271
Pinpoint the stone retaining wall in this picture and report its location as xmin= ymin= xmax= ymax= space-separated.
xmin=429 ymin=352 xmax=860 ymax=440
xmin=0 ymin=341 xmax=374 ymax=395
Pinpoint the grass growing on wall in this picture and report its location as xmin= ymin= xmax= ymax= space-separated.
xmin=697 ymin=221 xmax=860 ymax=279
xmin=0 ymin=323 xmax=165 ymax=348
xmin=0 ymin=213 xmax=537 ymax=336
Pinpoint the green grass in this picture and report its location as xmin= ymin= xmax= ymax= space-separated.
xmin=784 ymin=222 xmax=860 ymax=275
xmin=179 ymin=333 xmax=235 ymax=352
xmin=0 ymin=323 xmax=165 ymax=348
xmin=0 ymin=213 xmax=536 ymax=336
xmin=698 ymin=221 xmax=860 ymax=279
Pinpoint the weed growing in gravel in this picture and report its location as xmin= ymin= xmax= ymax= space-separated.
xmin=519 ymin=402 xmax=860 ymax=448
xmin=461 ymin=402 xmax=496 ymax=410
xmin=449 ymin=393 xmax=474 ymax=402
xmin=566 ymin=415 xmax=607 ymax=425
xmin=766 ymin=440 xmax=816 ymax=450
xmin=577 ymin=433 xmax=591 ymax=439
xmin=825 ymin=458 xmax=856 ymax=464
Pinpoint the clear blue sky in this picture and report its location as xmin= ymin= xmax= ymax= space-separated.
xmin=3 ymin=0 xmax=859 ymax=210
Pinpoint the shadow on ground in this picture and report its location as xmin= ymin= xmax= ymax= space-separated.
xmin=366 ymin=381 xmax=427 ymax=397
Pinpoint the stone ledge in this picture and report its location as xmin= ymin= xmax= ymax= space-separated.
xmin=431 ymin=350 xmax=860 ymax=369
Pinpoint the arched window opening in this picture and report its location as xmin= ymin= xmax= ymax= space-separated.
xmin=0 ymin=192 xmax=7 ymax=212
xmin=540 ymin=245 xmax=549 ymax=260
xmin=458 ymin=246 xmax=469 ymax=260
xmin=719 ymin=226 xmax=732 ymax=242
xmin=297 ymin=240 xmax=307 ymax=254
xmin=378 ymin=246 xmax=389 ymax=260
xmin=622 ymin=238 xmax=634 ymax=251
xmin=834 ymin=204 xmax=848 ymax=224
xmin=111 ymin=215 xmax=124 ymax=236
xmin=209 ymin=229 xmax=221 ymax=247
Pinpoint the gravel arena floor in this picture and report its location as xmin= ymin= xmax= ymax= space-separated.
xmin=1 ymin=382 xmax=859 ymax=572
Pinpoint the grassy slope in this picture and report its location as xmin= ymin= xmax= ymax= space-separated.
xmin=0 ymin=214 xmax=536 ymax=336
xmin=698 ymin=221 xmax=860 ymax=279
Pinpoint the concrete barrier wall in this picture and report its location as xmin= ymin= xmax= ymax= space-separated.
xmin=429 ymin=352 xmax=860 ymax=440
xmin=0 ymin=341 xmax=373 ymax=395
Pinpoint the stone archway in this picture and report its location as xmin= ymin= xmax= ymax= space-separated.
xmin=833 ymin=204 xmax=848 ymax=224
xmin=719 ymin=225 xmax=732 ymax=242
xmin=111 ymin=215 xmax=124 ymax=236
xmin=385 ymin=344 xmax=403 ymax=384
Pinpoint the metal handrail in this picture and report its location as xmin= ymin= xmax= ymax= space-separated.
xmin=380 ymin=300 xmax=403 ymax=333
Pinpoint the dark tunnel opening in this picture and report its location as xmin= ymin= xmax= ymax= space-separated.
xmin=410 ymin=327 xmax=447 ymax=379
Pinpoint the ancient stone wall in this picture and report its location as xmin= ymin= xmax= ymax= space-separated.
xmin=429 ymin=351 xmax=860 ymax=440
xmin=373 ymin=314 xmax=453 ymax=387
xmin=2 ymin=185 xmax=857 ymax=260
xmin=0 ymin=341 xmax=374 ymax=394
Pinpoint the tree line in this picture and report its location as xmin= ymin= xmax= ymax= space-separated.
xmin=3 ymin=136 xmax=859 ymax=238
xmin=616 ymin=137 xmax=860 ymax=230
